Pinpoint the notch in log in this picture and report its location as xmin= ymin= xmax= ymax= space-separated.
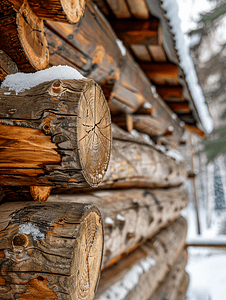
xmin=0 ymin=201 xmax=104 ymax=299
xmin=0 ymin=78 xmax=111 ymax=188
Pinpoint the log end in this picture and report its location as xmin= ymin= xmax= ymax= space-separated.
xmin=77 ymin=81 xmax=111 ymax=187
xmin=61 ymin=0 xmax=86 ymax=23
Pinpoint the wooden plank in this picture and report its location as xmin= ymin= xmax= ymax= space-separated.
xmin=140 ymin=63 xmax=178 ymax=80
xmin=0 ymin=201 xmax=103 ymax=300
xmin=105 ymin=0 xmax=131 ymax=18
xmin=148 ymin=45 xmax=167 ymax=62
xmin=112 ymin=19 xmax=160 ymax=45
xmin=95 ymin=217 xmax=187 ymax=300
xmin=0 ymin=79 xmax=111 ymax=188
xmin=126 ymin=0 xmax=149 ymax=19
xmin=156 ymin=85 xmax=184 ymax=101
xmin=166 ymin=101 xmax=191 ymax=113
xmin=50 ymin=187 xmax=189 ymax=268
xmin=130 ymin=45 xmax=152 ymax=62
xmin=149 ymin=249 xmax=188 ymax=300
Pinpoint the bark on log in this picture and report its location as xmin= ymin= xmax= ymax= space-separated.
xmin=149 ymin=249 xmax=188 ymax=300
xmin=27 ymin=0 xmax=85 ymax=23
xmin=49 ymin=186 xmax=189 ymax=268
xmin=95 ymin=216 xmax=187 ymax=300
xmin=101 ymin=125 xmax=187 ymax=189
xmin=0 ymin=201 xmax=103 ymax=299
xmin=0 ymin=0 xmax=49 ymax=72
xmin=0 ymin=78 xmax=111 ymax=188
xmin=0 ymin=50 xmax=18 ymax=82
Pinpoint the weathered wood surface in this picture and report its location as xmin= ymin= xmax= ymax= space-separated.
xmin=45 ymin=1 xmax=122 ymax=84
xmin=176 ymin=272 xmax=190 ymax=300
xmin=95 ymin=217 xmax=187 ymax=300
xmin=27 ymin=0 xmax=85 ymax=23
xmin=0 ymin=0 xmax=49 ymax=72
xmin=0 ymin=201 xmax=103 ymax=299
xmin=0 ymin=78 xmax=111 ymax=188
xmin=149 ymin=249 xmax=188 ymax=300
xmin=50 ymin=186 xmax=189 ymax=268
xmin=0 ymin=50 xmax=18 ymax=82
xmin=2 ymin=186 xmax=52 ymax=202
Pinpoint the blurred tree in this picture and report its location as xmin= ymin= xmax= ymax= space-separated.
xmin=189 ymin=0 xmax=226 ymax=162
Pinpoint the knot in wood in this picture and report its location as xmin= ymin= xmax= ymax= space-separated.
xmin=12 ymin=233 xmax=29 ymax=248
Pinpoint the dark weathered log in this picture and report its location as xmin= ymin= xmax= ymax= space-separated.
xmin=2 ymin=186 xmax=52 ymax=202
xmin=111 ymin=19 xmax=161 ymax=46
xmin=176 ymin=272 xmax=190 ymax=300
xmin=0 ymin=0 xmax=49 ymax=72
xmin=0 ymin=50 xmax=18 ymax=82
xmin=27 ymin=0 xmax=85 ymax=23
xmin=95 ymin=217 xmax=187 ymax=300
xmin=149 ymin=249 xmax=188 ymax=300
xmin=45 ymin=1 xmax=122 ymax=84
xmin=111 ymin=114 xmax=133 ymax=132
xmin=0 ymin=201 xmax=103 ymax=299
xmin=50 ymin=186 xmax=189 ymax=268
xmin=0 ymin=78 xmax=111 ymax=188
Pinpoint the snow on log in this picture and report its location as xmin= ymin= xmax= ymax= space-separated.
xmin=49 ymin=186 xmax=189 ymax=268
xmin=149 ymin=249 xmax=188 ymax=300
xmin=0 ymin=71 xmax=111 ymax=189
xmin=95 ymin=217 xmax=187 ymax=300
xmin=0 ymin=201 xmax=103 ymax=300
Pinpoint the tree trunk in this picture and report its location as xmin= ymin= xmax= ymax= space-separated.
xmin=149 ymin=249 xmax=188 ymax=300
xmin=0 ymin=0 xmax=49 ymax=72
xmin=0 ymin=78 xmax=111 ymax=188
xmin=49 ymin=186 xmax=189 ymax=268
xmin=95 ymin=216 xmax=187 ymax=300
xmin=0 ymin=201 xmax=103 ymax=299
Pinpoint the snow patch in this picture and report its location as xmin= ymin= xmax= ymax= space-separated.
xmin=166 ymin=149 xmax=185 ymax=164
xmin=18 ymin=222 xmax=45 ymax=241
xmin=116 ymin=214 xmax=125 ymax=222
xmin=1 ymin=65 xmax=85 ymax=94
xmin=117 ymin=39 xmax=127 ymax=56
xmin=96 ymin=255 xmax=156 ymax=300
xmin=105 ymin=217 xmax=114 ymax=225
xmin=161 ymin=0 xmax=213 ymax=133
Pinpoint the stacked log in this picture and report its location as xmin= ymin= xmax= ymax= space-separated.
xmin=95 ymin=217 xmax=187 ymax=300
xmin=0 ymin=201 xmax=104 ymax=299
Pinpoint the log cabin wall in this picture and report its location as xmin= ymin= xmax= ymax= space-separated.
xmin=0 ymin=0 xmax=203 ymax=299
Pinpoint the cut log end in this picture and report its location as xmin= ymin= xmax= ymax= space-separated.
xmin=0 ymin=201 xmax=103 ymax=299
xmin=30 ymin=186 xmax=52 ymax=201
xmin=77 ymin=82 xmax=111 ymax=186
xmin=17 ymin=0 xmax=49 ymax=70
xmin=61 ymin=0 xmax=86 ymax=23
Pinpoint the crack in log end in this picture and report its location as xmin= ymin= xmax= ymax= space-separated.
xmin=19 ymin=276 xmax=58 ymax=299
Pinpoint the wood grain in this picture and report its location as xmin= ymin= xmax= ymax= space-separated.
xmin=0 ymin=201 xmax=103 ymax=299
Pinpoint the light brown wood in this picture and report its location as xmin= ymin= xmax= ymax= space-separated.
xmin=0 ymin=79 xmax=111 ymax=188
xmin=0 ymin=0 xmax=49 ymax=72
xmin=149 ymin=249 xmax=188 ymax=300
xmin=176 ymin=272 xmax=190 ymax=300
xmin=0 ymin=50 xmax=18 ymax=82
xmin=184 ymin=124 xmax=205 ymax=139
xmin=95 ymin=217 xmax=187 ymax=300
xmin=0 ymin=201 xmax=103 ymax=299
xmin=132 ymin=115 xmax=167 ymax=137
xmin=140 ymin=63 xmax=178 ymax=80
xmin=2 ymin=186 xmax=52 ymax=202
xmin=27 ymin=0 xmax=85 ymax=23
xmin=148 ymin=45 xmax=167 ymax=62
xmin=126 ymin=0 xmax=149 ymax=19
xmin=131 ymin=45 xmax=152 ymax=62
xmin=105 ymin=0 xmax=131 ymax=18
xmin=50 ymin=186 xmax=189 ymax=268
xmin=156 ymin=85 xmax=184 ymax=101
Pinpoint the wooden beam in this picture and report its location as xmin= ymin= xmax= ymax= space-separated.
xmin=184 ymin=124 xmax=205 ymax=139
xmin=95 ymin=217 xmax=187 ymax=300
xmin=0 ymin=79 xmax=111 ymax=188
xmin=140 ymin=63 xmax=178 ymax=80
xmin=112 ymin=19 xmax=161 ymax=45
xmin=2 ymin=186 xmax=52 ymax=202
xmin=130 ymin=45 xmax=152 ymax=62
xmin=50 ymin=187 xmax=189 ymax=268
xmin=149 ymin=250 xmax=188 ymax=300
xmin=156 ymin=85 xmax=184 ymax=101
xmin=105 ymin=0 xmax=131 ymax=18
xmin=166 ymin=101 xmax=191 ymax=113
xmin=0 ymin=201 xmax=103 ymax=300
xmin=126 ymin=0 xmax=149 ymax=19
xmin=148 ymin=45 xmax=167 ymax=62
xmin=112 ymin=114 xmax=134 ymax=132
